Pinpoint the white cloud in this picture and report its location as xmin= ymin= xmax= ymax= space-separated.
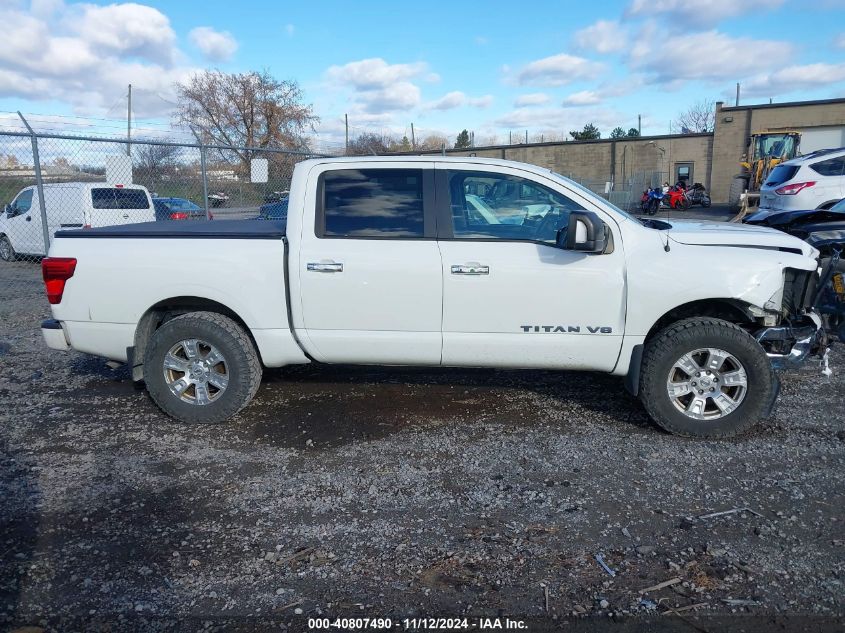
xmin=469 ymin=94 xmax=494 ymax=108
xmin=189 ymin=26 xmax=237 ymax=62
xmin=325 ymin=58 xmax=437 ymax=113
xmin=631 ymin=30 xmax=792 ymax=84
xmin=626 ymin=0 xmax=784 ymax=24
xmin=836 ymin=33 xmax=845 ymax=48
xmin=741 ymin=62 xmax=845 ymax=98
xmin=493 ymin=106 xmax=624 ymax=136
xmin=0 ymin=2 xmax=199 ymax=118
xmin=573 ymin=20 xmax=627 ymax=54
xmin=67 ymin=2 xmax=178 ymax=65
xmin=424 ymin=91 xmax=493 ymax=110
xmin=562 ymin=90 xmax=602 ymax=106
xmin=428 ymin=91 xmax=466 ymax=110
xmin=515 ymin=53 xmax=605 ymax=87
xmin=514 ymin=93 xmax=550 ymax=107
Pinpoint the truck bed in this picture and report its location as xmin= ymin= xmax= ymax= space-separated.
xmin=54 ymin=220 xmax=286 ymax=240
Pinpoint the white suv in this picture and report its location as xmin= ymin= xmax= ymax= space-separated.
xmin=756 ymin=148 xmax=845 ymax=217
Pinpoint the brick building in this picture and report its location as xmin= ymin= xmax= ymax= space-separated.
xmin=396 ymin=97 xmax=845 ymax=205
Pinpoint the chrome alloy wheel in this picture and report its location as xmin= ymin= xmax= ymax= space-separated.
xmin=666 ymin=347 xmax=747 ymax=420
xmin=162 ymin=338 xmax=229 ymax=405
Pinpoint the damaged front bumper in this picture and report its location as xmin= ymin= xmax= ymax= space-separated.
xmin=754 ymin=312 xmax=827 ymax=370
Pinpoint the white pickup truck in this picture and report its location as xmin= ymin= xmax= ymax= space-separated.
xmin=40 ymin=157 xmax=828 ymax=438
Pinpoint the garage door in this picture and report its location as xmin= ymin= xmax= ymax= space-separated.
xmin=800 ymin=126 xmax=845 ymax=154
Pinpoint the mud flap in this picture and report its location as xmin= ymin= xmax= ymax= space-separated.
xmin=761 ymin=371 xmax=782 ymax=420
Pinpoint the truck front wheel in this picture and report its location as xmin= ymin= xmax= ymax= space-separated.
xmin=639 ymin=317 xmax=775 ymax=438
xmin=144 ymin=311 xmax=262 ymax=423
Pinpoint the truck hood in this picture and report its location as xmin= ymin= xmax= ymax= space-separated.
xmin=663 ymin=219 xmax=816 ymax=257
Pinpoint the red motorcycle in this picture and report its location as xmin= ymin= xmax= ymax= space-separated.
xmin=662 ymin=183 xmax=690 ymax=210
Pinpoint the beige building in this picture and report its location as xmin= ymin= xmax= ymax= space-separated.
xmin=394 ymin=97 xmax=845 ymax=205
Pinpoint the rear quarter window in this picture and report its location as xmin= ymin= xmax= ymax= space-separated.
xmin=91 ymin=188 xmax=150 ymax=209
xmin=764 ymin=165 xmax=799 ymax=187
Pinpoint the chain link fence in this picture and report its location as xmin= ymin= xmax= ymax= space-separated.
xmin=0 ymin=128 xmax=326 ymax=300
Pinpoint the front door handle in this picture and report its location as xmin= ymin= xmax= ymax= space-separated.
xmin=25 ymin=216 xmax=31 ymax=221
xmin=307 ymin=262 xmax=343 ymax=273
xmin=451 ymin=263 xmax=489 ymax=275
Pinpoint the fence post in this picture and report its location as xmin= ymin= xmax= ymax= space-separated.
xmin=199 ymin=143 xmax=210 ymax=220
xmin=17 ymin=112 xmax=51 ymax=254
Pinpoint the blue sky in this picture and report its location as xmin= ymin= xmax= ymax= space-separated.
xmin=1 ymin=0 xmax=845 ymax=148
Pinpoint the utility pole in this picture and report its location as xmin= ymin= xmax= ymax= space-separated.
xmin=525 ymin=130 xmax=528 ymax=144
xmin=638 ymin=114 xmax=641 ymax=135
xmin=509 ymin=130 xmax=512 ymax=145
xmin=344 ymin=114 xmax=349 ymax=155
xmin=127 ymin=84 xmax=132 ymax=157
xmin=735 ymin=82 xmax=740 ymax=107
xmin=410 ymin=122 xmax=416 ymax=149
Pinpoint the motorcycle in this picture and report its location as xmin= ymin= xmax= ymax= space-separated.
xmin=640 ymin=188 xmax=664 ymax=215
xmin=207 ymin=191 xmax=229 ymax=208
xmin=684 ymin=182 xmax=711 ymax=208
xmin=661 ymin=184 xmax=691 ymax=210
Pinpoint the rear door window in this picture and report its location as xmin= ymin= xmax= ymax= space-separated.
xmin=764 ymin=165 xmax=799 ymax=187
xmin=91 ymin=188 xmax=150 ymax=209
xmin=809 ymin=157 xmax=845 ymax=177
xmin=318 ymin=169 xmax=426 ymax=238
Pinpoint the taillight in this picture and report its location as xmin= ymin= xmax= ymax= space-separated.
xmin=42 ymin=257 xmax=77 ymax=305
xmin=775 ymin=181 xmax=815 ymax=195
xmin=170 ymin=212 xmax=189 ymax=220
xmin=208 ymin=212 xmax=214 ymax=220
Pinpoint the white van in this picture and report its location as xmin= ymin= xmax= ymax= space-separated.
xmin=0 ymin=182 xmax=154 ymax=260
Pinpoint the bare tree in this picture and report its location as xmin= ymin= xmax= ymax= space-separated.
xmin=174 ymin=70 xmax=318 ymax=164
xmin=416 ymin=134 xmax=449 ymax=151
xmin=346 ymin=132 xmax=399 ymax=155
xmin=133 ymin=143 xmax=182 ymax=175
xmin=672 ymin=100 xmax=716 ymax=133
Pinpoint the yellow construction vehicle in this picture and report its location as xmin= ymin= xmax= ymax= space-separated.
xmin=728 ymin=130 xmax=801 ymax=212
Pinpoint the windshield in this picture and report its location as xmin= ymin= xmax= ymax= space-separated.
xmin=831 ymin=198 xmax=845 ymax=213
xmin=551 ymin=171 xmax=637 ymax=222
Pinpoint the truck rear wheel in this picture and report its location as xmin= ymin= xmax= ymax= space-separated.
xmin=727 ymin=177 xmax=747 ymax=212
xmin=144 ymin=311 xmax=262 ymax=424
xmin=639 ymin=317 xmax=775 ymax=438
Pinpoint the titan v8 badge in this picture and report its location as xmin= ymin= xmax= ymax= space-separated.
xmin=521 ymin=325 xmax=613 ymax=333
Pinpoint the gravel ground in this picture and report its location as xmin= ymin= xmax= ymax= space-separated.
xmin=0 ymin=262 xmax=843 ymax=632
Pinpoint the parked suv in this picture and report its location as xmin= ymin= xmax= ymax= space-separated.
xmin=757 ymin=148 xmax=845 ymax=217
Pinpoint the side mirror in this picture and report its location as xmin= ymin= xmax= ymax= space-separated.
xmin=559 ymin=210 xmax=608 ymax=253
xmin=4 ymin=204 xmax=14 ymax=217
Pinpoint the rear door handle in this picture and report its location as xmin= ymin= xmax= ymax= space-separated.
xmin=307 ymin=262 xmax=343 ymax=273
xmin=451 ymin=263 xmax=489 ymax=275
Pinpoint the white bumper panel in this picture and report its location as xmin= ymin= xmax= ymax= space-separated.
xmin=41 ymin=321 xmax=70 ymax=351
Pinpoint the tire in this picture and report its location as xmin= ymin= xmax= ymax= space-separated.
xmin=639 ymin=317 xmax=775 ymax=439
xmin=144 ymin=311 xmax=262 ymax=423
xmin=701 ymin=196 xmax=711 ymax=208
xmin=727 ymin=177 xmax=747 ymax=212
xmin=678 ymin=196 xmax=691 ymax=211
xmin=0 ymin=235 xmax=16 ymax=262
